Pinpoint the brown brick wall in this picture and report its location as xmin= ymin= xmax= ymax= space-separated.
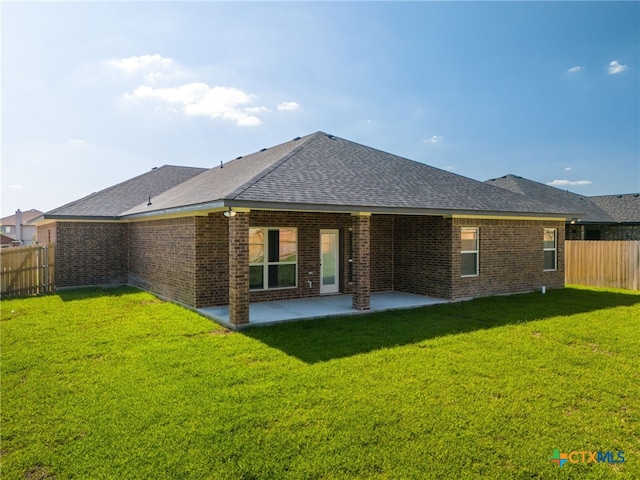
xmin=194 ymin=214 xmax=229 ymax=308
xmin=54 ymin=222 xmax=128 ymax=287
xmin=245 ymin=211 xmax=354 ymax=303
xmin=393 ymin=217 xmax=565 ymax=300
xmin=352 ymin=214 xmax=371 ymax=310
xmin=128 ymin=218 xmax=197 ymax=307
xmin=190 ymin=211 xmax=394 ymax=307
xmin=370 ymin=215 xmax=394 ymax=292
xmin=451 ymin=218 xmax=565 ymax=299
xmin=394 ymin=216 xmax=453 ymax=298
xmin=567 ymin=224 xmax=640 ymax=241
xmin=47 ymin=212 xmax=567 ymax=309
xmin=228 ymin=212 xmax=250 ymax=325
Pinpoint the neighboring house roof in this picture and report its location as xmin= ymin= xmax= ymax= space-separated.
xmin=1 ymin=209 xmax=44 ymax=226
xmin=42 ymin=165 xmax=208 ymax=219
xmin=1 ymin=234 xmax=14 ymax=245
xmin=485 ymin=174 xmax=617 ymax=223
xmin=122 ymin=132 xmax=573 ymax=219
xmin=590 ymin=194 xmax=640 ymax=223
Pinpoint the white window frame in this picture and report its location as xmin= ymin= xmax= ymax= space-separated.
xmin=249 ymin=227 xmax=298 ymax=291
xmin=543 ymin=228 xmax=557 ymax=271
xmin=461 ymin=227 xmax=479 ymax=277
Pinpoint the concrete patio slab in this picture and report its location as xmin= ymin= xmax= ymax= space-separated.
xmin=198 ymin=291 xmax=449 ymax=329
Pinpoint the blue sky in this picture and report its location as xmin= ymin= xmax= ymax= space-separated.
xmin=2 ymin=1 xmax=639 ymax=217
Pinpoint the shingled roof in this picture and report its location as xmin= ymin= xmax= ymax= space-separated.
xmin=590 ymin=194 xmax=640 ymax=223
xmin=122 ymin=132 xmax=572 ymax=218
xmin=485 ymin=174 xmax=615 ymax=223
xmin=1 ymin=209 xmax=44 ymax=225
xmin=43 ymin=165 xmax=207 ymax=219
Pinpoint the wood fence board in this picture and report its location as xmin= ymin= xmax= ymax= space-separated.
xmin=566 ymin=240 xmax=640 ymax=290
xmin=1 ymin=245 xmax=55 ymax=298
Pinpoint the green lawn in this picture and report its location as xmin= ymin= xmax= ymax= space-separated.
xmin=2 ymin=286 xmax=639 ymax=479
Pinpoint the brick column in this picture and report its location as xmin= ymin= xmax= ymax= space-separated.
xmin=228 ymin=211 xmax=250 ymax=325
xmin=352 ymin=213 xmax=371 ymax=310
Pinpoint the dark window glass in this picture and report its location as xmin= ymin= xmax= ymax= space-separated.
xmin=268 ymin=264 xmax=296 ymax=288
xmin=461 ymin=252 xmax=478 ymax=276
xmin=544 ymin=251 xmax=556 ymax=271
xmin=250 ymin=265 xmax=264 ymax=290
xmin=268 ymin=230 xmax=280 ymax=263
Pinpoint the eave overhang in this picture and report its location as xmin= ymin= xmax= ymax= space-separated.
xmin=34 ymin=199 xmax=579 ymax=223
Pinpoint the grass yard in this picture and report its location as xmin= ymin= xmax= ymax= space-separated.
xmin=1 ymin=286 xmax=639 ymax=479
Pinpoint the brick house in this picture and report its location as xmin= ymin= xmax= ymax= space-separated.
xmin=35 ymin=132 xmax=573 ymax=325
xmin=1 ymin=209 xmax=43 ymax=246
xmin=486 ymin=174 xmax=640 ymax=240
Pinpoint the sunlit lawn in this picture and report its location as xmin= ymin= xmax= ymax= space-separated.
xmin=2 ymin=285 xmax=639 ymax=479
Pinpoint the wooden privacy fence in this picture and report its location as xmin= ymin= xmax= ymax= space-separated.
xmin=565 ymin=240 xmax=640 ymax=291
xmin=1 ymin=245 xmax=55 ymax=298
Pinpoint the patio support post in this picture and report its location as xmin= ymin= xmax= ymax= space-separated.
xmin=352 ymin=212 xmax=371 ymax=310
xmin=228 ymin=210 xmax=250 ymax=325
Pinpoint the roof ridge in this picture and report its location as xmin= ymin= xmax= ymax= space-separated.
xmin=228 ymin=132 xmax=324 ymax=200
xmin=590 ymin=193 xmax=640 ymax=198
xmin=487 ymin=173 xmax=619 ymax=222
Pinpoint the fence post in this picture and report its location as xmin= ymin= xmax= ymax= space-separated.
xmin=43 ymin=245 xmax=49 ymax=293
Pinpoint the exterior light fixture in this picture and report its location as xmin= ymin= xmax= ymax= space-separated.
xmin=223 ymin=208 xmax=237 ymax=218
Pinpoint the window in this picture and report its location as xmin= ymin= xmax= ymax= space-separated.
xmin=461 ymin=228 xmax=479 ymax=277
xmin=543 ymin=228 xmax=557 ymax=271
xmin=249 ymin=228 xmax=297 ymax=290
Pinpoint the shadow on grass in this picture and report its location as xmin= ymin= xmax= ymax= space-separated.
xmin=243 ymin=287 xmax=640 ymax=364
xmin=56 ymin=285 xmax=139 ymax=302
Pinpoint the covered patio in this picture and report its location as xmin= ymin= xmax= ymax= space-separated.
xmin=198 ymin=291 xmax=449 ymax=329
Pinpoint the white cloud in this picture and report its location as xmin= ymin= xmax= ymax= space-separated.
xmin=566 ymin=66 xmax=584 ymax=74
xmin=110 ymin=54 xmax=174 ymax=74
xmin=245 ymin=106 xmax=270 ymax=114
xmin=547 ymin=179 xmax=592 ymax=186
xmin=112 ymin=54 xmax=273 ymax=126
xmin=445 ymin=166 xmax=455 ymax=171
xmin=564 ymin=167 xmax=571 ymax=171
xmin=131 ymin=83 xmax=264 ymax=126
xmin=422 ymin=135 xmax=443 ymax=144
xmin=608 ymin=60 xmax=628 ymax=74
xmin=67 ymin=139 xmax=86 ymax=144
xmin=277 ymin=101 xmax=300 ymax=111
xmin=8 ymin=184 xmax=22 ymax=190
xmin=108 ymin=54 xmax=191 ymax=87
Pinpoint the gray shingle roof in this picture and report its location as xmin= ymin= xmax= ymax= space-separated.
xmin=44 ymin=165 xmax=207 ymax=219
xmin=123 ymin=132 xmax=572 ymax=218
xmin=485 ymin=175 xmax=615 ymax=223
xmin=590 ymin=194 xmax=640 ymax=223
xmin=123 ymin=133 xmax=315 ymax=216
